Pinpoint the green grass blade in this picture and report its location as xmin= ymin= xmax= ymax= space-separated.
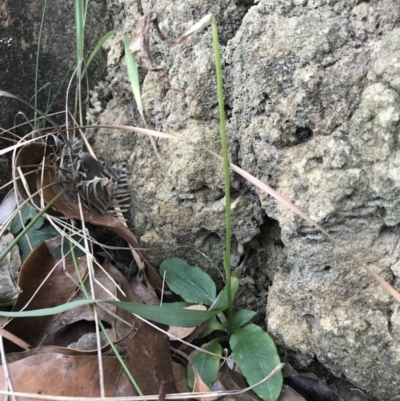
xmin=75 ymin=0 xmax=85 ymax=124
xmin=0 ymin=299 xmax=97 ymax=317
xmin=81 ymin=30 xmax=117 ymax=79
xmin=107 ymin=301 xmax=221 ymax=327
xmin=0 ymin=299 xmax=222 ymax=327
xmin=29 ymin=82 xmax=51 ymax=104
xmin=34 ymin=0 xmax=49 ymax=129
xmin=230 ymin=324 xmax=283 ymax=401
xmin=123 ymin=34 xmax=145 ymax=121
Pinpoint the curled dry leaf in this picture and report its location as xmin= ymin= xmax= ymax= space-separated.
xmin=130 ymin=12 xmax=211 ymax=94
xmin=168 ymin=304 xmax=207 ymax=339
xmin=3 ymin=242 xmax=87 ymax=353
xmin=34 ymin=146 xmax=164 ymax=290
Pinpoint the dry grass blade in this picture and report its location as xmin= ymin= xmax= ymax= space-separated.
xmin=77 ymin=123 xmax=400 ymax=304
xmin=0 ymin=363 xmax=285 ymax=401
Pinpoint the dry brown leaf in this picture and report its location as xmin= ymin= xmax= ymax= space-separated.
xmin=193 ymin=368 xmax=217 ymax=401
xmin=172 ymin=362 xmax=191 ymax=394
xmin=217 ymin=363 xmax=263 ymax=401
xmin=3 ymin=243 xmax=87 ymax=353
xmin=114 ymin=321 xmax=176 ymax=396
xmin=0 ymin=353 xmax=126 ymax=400
xmin=130 ymin=12 xmax=211 ymax=94
xmin=35 ymin=149 xmax=165 ymax=290
xmin=168 ymin=304 xmax=207 ymax=339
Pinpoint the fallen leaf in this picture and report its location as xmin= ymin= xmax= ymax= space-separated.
xmin=3 ymin=243 xmax=87 ymax=352
xmin=172 ymin=362 xmax=191 ymax=394
xmin=217 ymin=363 xmax=264 ymax=401
xmin=0 ymin=353 xmax=125 ymax=400
xmin=168 ymin=304 xmax=207 ymax=339
xmin=114 ymin=321 xmax=176 ymax=396
xmin=36 ymin=149 xmax=164 ymax=290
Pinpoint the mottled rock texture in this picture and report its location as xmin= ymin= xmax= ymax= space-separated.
xmin=89 ymin=1 xmax=400 ymax=398
xmin=3 ymin=0 xmax=400 ymax=399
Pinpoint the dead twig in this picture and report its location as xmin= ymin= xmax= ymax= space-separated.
xmin=129 ymin=12 xmax=212 ymax=95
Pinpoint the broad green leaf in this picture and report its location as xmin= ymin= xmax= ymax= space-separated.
xmin=211 ymin=276 xmax=240 ymax=311
xmin=230 ymin=324 xmax=283 ymax=401
xmin=18 ymin=226 xmax=58 ymax=262
xmin=187 ymin=340 xmax=222 ymax=389
xmin=9 ymin=205 xmax=42 ymax=234
xmin=232 ymin=309 xmax=256 ymax=329
xmin=160 ymin=258 xmax=216 ymax=305
xmin=198 ymin=316 xmax=226 ymax=338
xmin=8 ymin=204 xmax=59 ymax=261
xmin=0 ymin=300 xmax=222 ymax=327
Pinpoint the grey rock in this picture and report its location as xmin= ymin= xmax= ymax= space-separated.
xmin=87 ymin=0 xmax=400 ymax=399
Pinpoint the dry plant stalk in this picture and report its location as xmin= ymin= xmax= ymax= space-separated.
xmin=130 ymin=12 xmax=212 ymax=94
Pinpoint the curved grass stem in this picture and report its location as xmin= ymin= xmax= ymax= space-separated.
xmin=211 ymin=15 xmax=233 ymax=331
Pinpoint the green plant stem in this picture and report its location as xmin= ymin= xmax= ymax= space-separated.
xmin=69 ymin=243 xmax=144 ymax=397
xmin=211 ymin=15 xmax=233 ymax=331
xmin=75 ymin=0 xmax=85 ymax=125
xmin=34 ymin=0 xmax=49 ymax=129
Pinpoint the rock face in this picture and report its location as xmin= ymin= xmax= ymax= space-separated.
xmin=54 ymin=0 xmax=400 ymax=399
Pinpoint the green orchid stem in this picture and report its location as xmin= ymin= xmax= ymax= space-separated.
xmin=211 ymin=15 xmax=233 ymax=332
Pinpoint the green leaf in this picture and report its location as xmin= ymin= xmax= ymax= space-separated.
xmin=9 ymin=204 xmax=58 ymax=262
xmin=9 ymin=205 xmax=42 ymax=234
xmin=0 ymin=299 xmax=97 ymax=317
xmin=82 ymin=30 xmax=117 ymax=79
xmin=187 ymin=340 xmax=222 ymax=389
xmin=123 ymin=34 xmax=144 ymax=121
xmin=160 ymin=258 xmax=216 ymax=305
xmin=230 ymin=324 xmax=283 ymax=401
xmin=18 ymin=226 xmax=58 ymax=262
xmin=160 ymin=302 xmax=193 ymax=308
xmin=232 ymin=309 xmax=256 ymax=329
xmin=0 ymin=300 xmax=222 ymax=327
xmin=198 ymin=316 xmax=226 ymax=338
xmin=51 ymin=235 xmax=86 ymax=259
xmin=212 ymin=276 xmax=240 ymax=311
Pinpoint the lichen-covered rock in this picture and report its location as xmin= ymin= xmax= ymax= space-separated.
xmin=88 ymin=0 xmax=400 ymax=398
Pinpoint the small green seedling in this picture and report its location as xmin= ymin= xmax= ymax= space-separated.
xmin=160 ymin=257 xmax=283 ymax=401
